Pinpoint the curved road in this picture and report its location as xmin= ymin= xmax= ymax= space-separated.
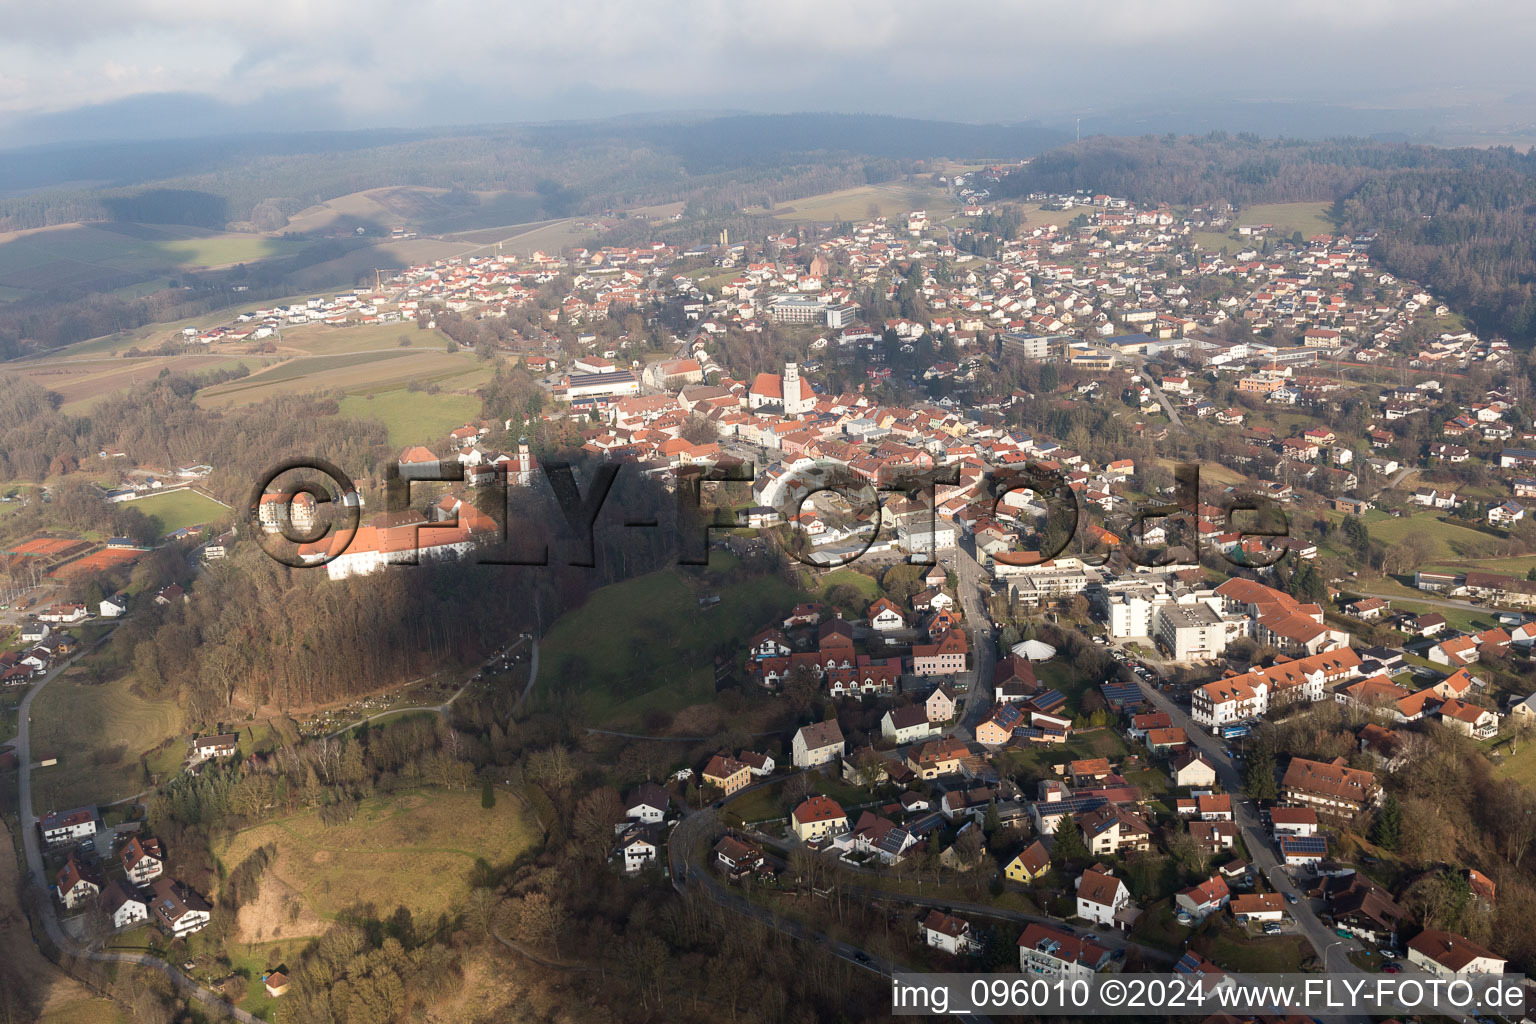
xmin=12 ymin=629 xmax=262 ymax=1022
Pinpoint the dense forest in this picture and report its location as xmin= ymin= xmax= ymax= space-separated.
xmin=0 ymin=373 xmax=389 ymax=497
xmin=996 ymin=134 xmax=1536 ymax=341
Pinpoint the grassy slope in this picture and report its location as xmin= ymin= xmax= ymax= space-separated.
xmin=29 ymin=669 xmax=185 ymax=809
xmin=339 ymin=389 xmax=483 ymax=447
xmin=539 ymin=565 xmax=800 ymax=724
xmin=215 ymin=788 xmax=536 ymax=933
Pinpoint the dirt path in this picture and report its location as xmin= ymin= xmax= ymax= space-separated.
xmin=0 ymin=822 xmax=94 ymax=1016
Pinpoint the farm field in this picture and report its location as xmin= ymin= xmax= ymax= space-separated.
xmin=1231 ymin=202 xmax=1337 ymax=238
xmin=772 ymin=182 xmax=950 ymax=222
xmin=265 ymin=320 xmax=455 ymax=356
xmin=195 ymin=347 xmax=481 ymax=407
xmin=286 ymin=237 xmax=477 ymax=288
xmin=539 ymin=565 xmax=800 ymax=725
xmin=214 ymin=788 xmax=538 ymax=942
xmin=338 ymin=389 xmax=483 ymax=447
xmin=472 ymin=217 xmax=592 ymax=258
xmin=9 ymin=353 xmax=250 ymax=413
xmin=119 ymin=488 xmax=232 ymax=534
xmin=0 ymin=222 xmax=305 ymax=302
xmin=29 ymin=668 xmax=186 ymax=810
xmin=1013 ymin=203 xmax=1092 ymax=230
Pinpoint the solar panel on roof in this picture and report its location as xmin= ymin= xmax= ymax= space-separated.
xmin=1280 ymin=836 xmax=1328 ymax=854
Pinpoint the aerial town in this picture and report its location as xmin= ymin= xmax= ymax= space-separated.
xmin=7 ymin=165 xmax=1536 ymax=1021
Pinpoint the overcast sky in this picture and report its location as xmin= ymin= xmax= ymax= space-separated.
xmin=4 ymin=0 xmax=1535 ymax=140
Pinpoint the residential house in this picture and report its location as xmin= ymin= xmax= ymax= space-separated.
xmin=40 ymin=807 xmax=100 ymax=848
xmin=881 ymin=705 xmax=937 ymax=744
xmin=791 ymin=721 xmax=846 ymax=768
xmin=1407 ymin=929 xmax=1506 ymax=976
xmin=1327 ymin=875 xmax=1405 ymax=945
xmin=1005 ymin=840 xmax=1052 ymax=884
xmin=792 ymin=795 xmax=849 ymax=842
xmin=1269 ymin=806 xmax=1319 ymax=837
xmin=702 ymin=753 xmax=752 ymax=796
xmin=1017 ymin=923 xmax=1112 ymax=979
xmin=713 ymin=835 xmax=767 ymax=879
xmin=925 ymin=684 xmax=958 ymax=723
xmin=614 ymin=823 xmax=659 ymax=873
xmin=907 ymin=738 xmax=968 ymax=780
xmin=625 ymin=783 xmax=670 ymax=824
xmin=191 ymin=734 xmax=238 ymax=760
xmin=1076 ymin=866 xmax=1132 ymax=928
xmin=1229 ymin=893 xmax=1285 ymax=923
xmin=149 ymin=878 xmax=212 ymax=938
xmin=1175 ymin=875 xmax=1231 ymax=919
xmin=1437 ymin=698 xmax=1499 ymax=740
xmin=120 ymin=836 xmax=165 ymax=883
xmin=921 ymin=910 xmax=981 ymax=955
xmin=1171 ymin=751 xmax=1218 ymax=788
xmin=1078 ymin=804 xmax=1152 ymax=856
xmin=912 ymin=629 xmax=969 ymax=677
xmin=1282 ymin=756 xmax=1376 ymax=818
xmin=55 ymin=853 xmax=102 ymax=910
xmin=101 ymin=879 xmax=149 ymax=929
xmin=868 ymin=598 xmax=907 ymax=631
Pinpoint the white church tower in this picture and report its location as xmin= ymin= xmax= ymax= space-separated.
xmin=783 ymin=361 xmax=813 ymax=416
xmin=511 ymin=438 xmax=536 ymax=486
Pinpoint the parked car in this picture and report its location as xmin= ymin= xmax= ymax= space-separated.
xmin=1382 ymin=964 xmax=1402 ymax=974
xmin=1284 ymin=893 xmax=1299 ymax=905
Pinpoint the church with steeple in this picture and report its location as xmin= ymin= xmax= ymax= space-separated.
xmin=748 ymin=361 xmax=814 ymax=415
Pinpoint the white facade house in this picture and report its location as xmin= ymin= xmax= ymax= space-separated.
xmin=1075 ymin=868 xmax=1131 ymax=928
xmin=1407 ymin=930 xmax=1506 ymax=976
xmin=881 ymin=706 xmax=937 ymax=745
xmin=150 ymin=879 xmax=211 ymax=938
xmin=102 ymin=881 xmax=149 ymax=929
xmin=921 ymin=910 xmax=981 ymax=955
xmin=40 ymin=807 xmax=100 ymax=848
xmin=791 ymin=721 xmax=845 ymax=768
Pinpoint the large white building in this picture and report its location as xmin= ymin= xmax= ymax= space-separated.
xmin=1192 ymin=648 xmax=1362 ymax=731
xmin=316 ymin=503 xmax=497 ymax=581
xmin=1152 ymin=600 xmax=1243 ymax=662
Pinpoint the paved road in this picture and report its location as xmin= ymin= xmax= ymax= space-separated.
xmin=1126 ymin=356 xmax=1186 ymax=431
xmin=1354 ymin=590 xmax=1482 ymax=613
xmin=952 ymin=541 xmax=998 ymax=733
xmin=1132 ymin=679 xmax=1366 ymax=978
xmin=12 ymin=628 xmax=260 ymax=1022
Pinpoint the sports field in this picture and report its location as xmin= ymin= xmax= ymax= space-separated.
xmin=48 ymin=546 xmax=142 ymax=581
xmin=120 ymin=488 xmax=231 ymax=534
xmin=214 ymin=788 xmax=537 ymax=942
xmin=29 ymin=669 xmax=186 ymax=809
